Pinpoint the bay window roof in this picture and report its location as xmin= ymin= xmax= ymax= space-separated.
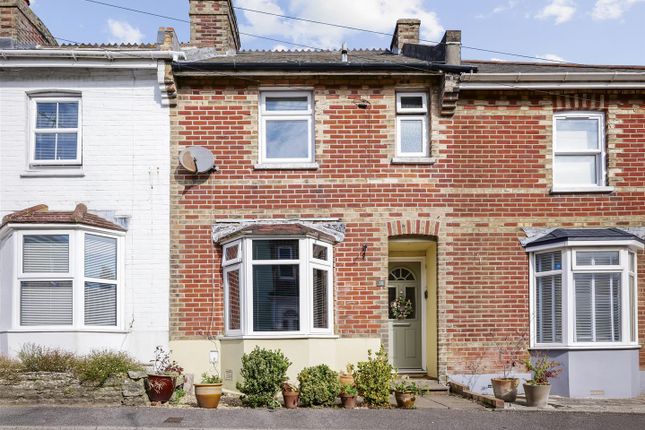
xmin=523 ymin=228 xmax=644 ymax=250
xmin=212 ymin=220 xmax=346 ymax=245
xmin=1 ymin=204 xmax=125 ymax=232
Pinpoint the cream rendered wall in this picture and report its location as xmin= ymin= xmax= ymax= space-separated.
xmin=0 ymin=67 xmax=170 ymax=362
xmin=172 ymin=338 xmax=382 ymax=391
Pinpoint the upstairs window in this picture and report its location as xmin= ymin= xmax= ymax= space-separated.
xmin=552 ymin=112 xmax=605 ymax=190
xmin=396 ymin=92 xmax=429 ymax=158
xmin=30 ymin=97 xmax=82 ymax=166
xmin=259 ymin=91 xmax=314 ymax=164
xmin=222 ymin=237 xmax=333 ymax=337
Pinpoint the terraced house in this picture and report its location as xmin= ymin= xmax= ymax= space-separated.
xmin=0 ymin=0 xmax=181 ymax=361
xmin=170 ymin=0 xmax=645 ymax=399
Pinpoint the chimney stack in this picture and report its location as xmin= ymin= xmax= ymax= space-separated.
xmin=390 ymin=19 xmax=420 ymax=54
xmin=0 ymin=0 xmax=57 ymax=47
xmin=189 ymin=0 xmax=240 ymax=53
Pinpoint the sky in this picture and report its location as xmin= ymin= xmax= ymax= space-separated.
xmin=29 ymin=0 xmax=645 ymax=65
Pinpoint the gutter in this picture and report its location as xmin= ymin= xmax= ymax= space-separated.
xmin=173 ymin=61 xmax=476 ymax=74
xmin=0 ymin=49 xmax=185 ymax=61
xmin=461 ymin=72 xmax=645 ymax=89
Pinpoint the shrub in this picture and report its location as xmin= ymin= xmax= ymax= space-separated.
xmin=18 ymin=344 xmax=78 ymax=373
xmin=236 ymin=347 xmax=291 ymax=408
xmin=297 ymin=364 xmax=340 ymax=407
xmin=74 ymin=350 xmax=143 ymax=386
xmin=0 ymin=355 xmax=23 ymax=380
xmin=354 ymin=346 xmax=394 ymax=407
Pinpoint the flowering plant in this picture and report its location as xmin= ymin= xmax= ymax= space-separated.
xmin=151 ymin=346 xmax=183 ymax=376
xmin=523 ymin=353 xmax=561 ymax=385
xmin=390 ymin=293 xmax=413 ymax=320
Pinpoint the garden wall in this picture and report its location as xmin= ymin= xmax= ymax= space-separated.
xmin=0 ymin=371 xmax=149 ymax=406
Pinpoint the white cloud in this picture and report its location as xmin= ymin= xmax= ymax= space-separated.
xmin=536 ymin=0 xmax=576 ymax=24
xmin=237 ymin=0 xmax=445 ymax=50
xmin=591 ymin=0 xmax=644 ymax=20
xmin=107 ymin=19 xmax=144 ymax=44
xmin=537 ymin=53 xmax=566 ymax=62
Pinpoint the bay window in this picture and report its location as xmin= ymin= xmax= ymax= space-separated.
xmin=16 ymin=229 xmax=123 ymax=329
xmin=530 ymin=246 xmax=638 ymax=348
xmin=222 ymin=237 xmax=333 ymax=337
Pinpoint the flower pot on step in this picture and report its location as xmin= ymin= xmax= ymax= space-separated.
xmin=340 ymin=394 xmax=356 ymax=409
xmin=145 ymin=374 xmax=175 ymax=403
xmin=194 ymin=383 xmax=223 ymax=408
xmin=394 ymin=391 xmax=416 ymax=409
xmin=283 ymin=391 xmax=299 ymax=409
xmin=523 ymin=383 xmax=551 ymax=408
xmin=491 ymin=377 xmax=520 ymax=402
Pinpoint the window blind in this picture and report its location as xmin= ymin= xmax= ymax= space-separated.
xmin=536 ymin=274 xmax=562 ymax=343
xmin=313 ymin=268 xmax=328 ymax=329
xmin=20 ymin=280 xmax=73 ymax=325
xmin=253 ymin=265 xmax=299 ymax=332
xmin=23 ymin=235 xmax=69 ymax=273
xmin=85 ymin=234 xmax=117 ymax=280
xmin=84 ymin=282 xmax=116 ymax=326
xmin=575 ymin=273 xmax=621 ymax=342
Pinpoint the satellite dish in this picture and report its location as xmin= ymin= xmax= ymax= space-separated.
xmin=179 ymin=146 xmax=215 ymax=174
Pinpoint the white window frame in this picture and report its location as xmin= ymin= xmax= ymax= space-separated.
xmin=552 ymin=111 xmax=606 ymax=191
xmin=395 ymin=92 xmax=429 ymax=158
xmin=258 ymin=91 xmax=314 ymax=164
xmin=529 ymin=243 xmax=640 ymax=350
xmin=29 ymin=96 xmax=83 ymax=166
xmin=13 ymin=227 xmax=124 ymax=332
xmin=221 ymin=236 xmax=334 ymax=338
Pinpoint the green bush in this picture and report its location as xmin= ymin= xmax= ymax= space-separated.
xmin=0 ymin=355 xmax=23 ymax=380
xmin=74 ymin=350 xmax=143 ymax=386
xmin=297 ymin=364 xmax=340 ymax=407
xmin=354 ymin=346 xmax=394 ymax=407
xmin=236 ymin=347 xmax=291 ymax=408
xmin=18 ymin=344 xmax=78 ymax=373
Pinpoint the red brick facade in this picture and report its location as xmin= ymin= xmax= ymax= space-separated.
xmin=170 ymin=72 xmax=645 ymax=378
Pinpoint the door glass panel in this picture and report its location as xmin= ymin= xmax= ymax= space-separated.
xmin=405 ymin=286 xmax=416 ymax=320
xmin=388 ymin=287 xmax=397 ymax=319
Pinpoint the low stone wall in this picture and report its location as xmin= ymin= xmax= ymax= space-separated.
xmin=0 ymin=371 xmax=148 ymax=406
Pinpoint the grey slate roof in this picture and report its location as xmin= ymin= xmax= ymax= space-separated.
xmin=463 ymin=60 xmax=645 ymax=74
xmin=524 ymin=228 xmax=645 ymax=248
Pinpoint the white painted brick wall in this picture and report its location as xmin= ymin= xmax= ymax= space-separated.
xmin=0 ymin=68 xmax=170 ymax=361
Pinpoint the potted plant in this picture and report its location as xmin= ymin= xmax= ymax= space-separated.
xmin=523 ymin=353 xmax=562 ymax=408
xmin=393 ymin=377 xmax=420 ymax=409
xmin=490 ymin=332 xmax=527 ymax=402
xmin=339 ymin=363 xmax=355 ymax=386
xmin=339 ymin=383 xmax=358 ymax=409
xmin=282 ymin=382 xmax=299 ymax=409
xmin=194 ymin=371 xmax=223 ymax=409
xmin=145 ymin=346 xmax=183 ymax=403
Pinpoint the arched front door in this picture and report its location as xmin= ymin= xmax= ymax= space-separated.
xmin=388 ymin=262 xmax=422 ymax=370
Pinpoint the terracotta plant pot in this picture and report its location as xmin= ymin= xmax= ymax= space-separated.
xmin=194 ymin=383 xmax=223 ymax=408
xmin=523 ymin=383 xmax=551 ymax=408
xmin=491 ymin=377 xmax=520 ymax=402
xmin=283 ymin=391 xmax=299 ymax=409
xmin=394 ymin=391 xmax=416 ymax=409
xmin=145 ymin=374 xmax=175 ymax=403
xmin=340 ymin=395 xmax=356 ymax=409
xmin=339 ymin=374 xmax=355 ymax=386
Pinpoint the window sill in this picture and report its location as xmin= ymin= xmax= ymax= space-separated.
xmin=220 ymin=334 xmax=339 ymax=340
xmin=1 ymin=328 xmax=128 ymax=334
xmin=21 ymin=169 xmax=85 ymax=178
xmin=254 ymin=162 xmax=319 ymax=170
xmin=550 ymin=186 xmax=615 ymax=194
xmin=530 ymin=344 xmax=641 ymax=351
xmin=391 ymin=157 xmax=436 ymax=165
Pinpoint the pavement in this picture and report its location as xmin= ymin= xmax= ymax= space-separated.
xmin=2 ymin=404 xmax=645 ymax=430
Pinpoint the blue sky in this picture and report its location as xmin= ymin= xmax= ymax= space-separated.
xmin=30 ymin=0 xmax=645 ymax=65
